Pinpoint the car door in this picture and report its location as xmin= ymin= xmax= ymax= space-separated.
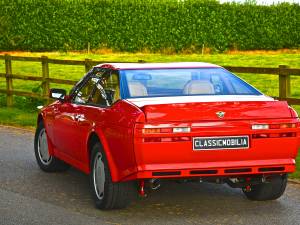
xmin=52 ymin=101 xmax=78 ymax=157
xmin=73 ymin=69 xmax=122 ymax=162
xmin=53 ymin=68 xmax=119 ymax=162
xmin=52 ymin=71 xmax=103 ymax=160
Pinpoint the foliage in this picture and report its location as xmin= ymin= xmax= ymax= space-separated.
xmin=0 ymin=0 xmax=299 ymax=52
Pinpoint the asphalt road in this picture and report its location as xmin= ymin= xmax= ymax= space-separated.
xmin=0 ymin=126 xmax=300 ymax=225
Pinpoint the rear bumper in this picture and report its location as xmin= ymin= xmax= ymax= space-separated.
xmin=121 ymin=119 xmax=300 ymax=182
xmin=123 ymin=159 xmax=296 ymax=181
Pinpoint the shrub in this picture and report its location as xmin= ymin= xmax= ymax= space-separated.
xmin=0 ymin=0 xmax=299 ymax=52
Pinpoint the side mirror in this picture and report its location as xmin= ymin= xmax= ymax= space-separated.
xmin=49 ymin=88 xmax=67 ymax=101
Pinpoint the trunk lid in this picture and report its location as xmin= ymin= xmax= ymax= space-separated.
xmin=128 ymin=96 xmax=291 ymax=122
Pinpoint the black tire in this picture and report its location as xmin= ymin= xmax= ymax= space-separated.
xmin=243 ymin=175 xmax=288 ymax=201
xmin=90 ymin=142 xmax=133 ymax=210
xmin=34 ymin=121 xmax=70 ymax=172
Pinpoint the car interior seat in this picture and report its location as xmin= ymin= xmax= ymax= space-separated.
xmin=128 ymin=81 xmax=148 ymax=97
xmin=183 ymin=80 xmax=215 ymax=95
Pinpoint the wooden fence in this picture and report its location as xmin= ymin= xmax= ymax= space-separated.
xmin=0 ymin=54 xmax=300 ymax=106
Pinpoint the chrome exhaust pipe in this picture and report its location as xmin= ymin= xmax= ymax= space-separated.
xmin=149 ymin=179 xmax=161 ymax=190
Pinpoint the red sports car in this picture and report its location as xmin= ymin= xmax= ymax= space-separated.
xmin=35 ymin=62 xmax=300 ymax=209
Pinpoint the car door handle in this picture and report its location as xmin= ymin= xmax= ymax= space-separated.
xmin=75 ymin=114 xmax=89 ymax=126
xmin=74 ymin=114 xmax=84 ymax=121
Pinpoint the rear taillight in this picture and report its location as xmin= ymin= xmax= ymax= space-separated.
xmin=252 ymin=123 xmax=296 ymax=130
xmin=144 ymin=137 xmax=191 ymax=143
xmin=143 ymin=127 xmax=191 ymax=134
xmin=173 ymin=127 xmax=191 ymax=133
xmin=143 ymin=128 xmax=172 ymax=134
xmin=252 ymin=124 xmax=269 ymax=130
xmin=142 ymin=126 xmax=191 ymax=142
xmin=252 ymin=132 xmax=296 ymax=139
xmin=252 ymin=133 xmax=295 ymax=139
xmin=271 ymin=123 xmax=296 ymax=129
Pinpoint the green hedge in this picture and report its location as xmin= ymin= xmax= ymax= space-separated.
xmin=0 ymin=0 xmax=299 ymax=52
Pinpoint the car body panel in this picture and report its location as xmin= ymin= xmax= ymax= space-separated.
xmin=126 ymin=95 xmax=274 ymax=107
xmin=134 ymin=100 xmax=291 ymax=122
xmin=131 ymin=118 xmax=299 ymax=180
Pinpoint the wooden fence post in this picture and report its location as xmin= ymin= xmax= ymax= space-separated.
xmin=278 ymin=65 xmax=291 ymax=99
xmin=85 ymin=58 xmax=92 ymax=73
xmin=5 ymin=54 xmax=13 ymax=107
xmin=41 ymin=56 xmax=50 ymax=101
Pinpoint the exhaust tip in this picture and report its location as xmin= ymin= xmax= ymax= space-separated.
xmin=149 ymin=179 xmax=161 ymax=190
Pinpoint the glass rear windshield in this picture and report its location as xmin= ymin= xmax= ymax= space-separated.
xmin=120 ymin=68 xmax=261 ymax=98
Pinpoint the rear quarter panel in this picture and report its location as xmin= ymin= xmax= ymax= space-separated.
xmin=96 ymin=100 xmax=144 ymax=181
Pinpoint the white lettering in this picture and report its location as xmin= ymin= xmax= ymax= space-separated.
xmin=194 ymin=137 xmax=248 ymax=149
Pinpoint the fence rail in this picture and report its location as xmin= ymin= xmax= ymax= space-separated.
xmin=1 ymin=54 xmax=300 ymax=106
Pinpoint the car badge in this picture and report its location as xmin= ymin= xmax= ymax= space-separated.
xmin=216 ymin=111 xmax=225 ymax=119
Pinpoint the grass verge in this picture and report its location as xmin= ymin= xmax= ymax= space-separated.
xmin=0 ymin=107 xmax=37 ymax=129
xmin=290 ymin=154 xmax=300 ymax=180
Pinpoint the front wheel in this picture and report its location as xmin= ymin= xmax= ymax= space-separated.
xmin=243 ymin=175 xmax=288 ymax=201
xmin=90 ymin=143 xmax=133 ymax=210
xmin=34 ymin=121 xmax=70 ymax=172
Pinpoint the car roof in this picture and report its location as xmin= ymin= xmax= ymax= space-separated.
xmin=94 ymin=62 xmax=221 ymax=70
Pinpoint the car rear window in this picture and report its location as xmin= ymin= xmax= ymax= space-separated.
xmin=120 ymin=68 xmax=261 ymax=98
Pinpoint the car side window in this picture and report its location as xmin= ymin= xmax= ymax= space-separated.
xmin=89 ymin=70 xmax=121 ymax=106
xmin=73 ymin=77 xmax=99 ymax=104
xmin=73 ymin=69 xmax=121 ymax=107
xmin=104 ymin=70 xmax=121 ymax=104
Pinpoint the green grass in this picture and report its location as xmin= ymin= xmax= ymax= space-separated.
xmin=1 ymin=51 xmax=300 ymax=125
xmin=0 ymin=107 xmax=37 ymax=128
xmin=1 ymin=51 xmax=300 ymax=123
xmin=0 ymin=51 xmax=299 ymax=179
xmin=290 ymin=154 xmax=300 ymax=180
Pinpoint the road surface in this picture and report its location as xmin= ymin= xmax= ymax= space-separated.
xmin=0 ymin=126 xmax=300 ymax=225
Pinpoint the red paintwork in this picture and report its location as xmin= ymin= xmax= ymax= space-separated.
xmin=42 ymin=100 xmax=143 ymax=181
xmin=140 ymin=101 xmax=292 ymax=122
xmin=39 ymin=64 xmax=300 ymax=183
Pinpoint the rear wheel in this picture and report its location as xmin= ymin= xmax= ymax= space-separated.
xmin=243 ymin=175 xmax=287 ymax=201
xmin=90 ymin=142 xmax=133 ymax=210
xmin=34 ymin=121 xmax=70 ymax=172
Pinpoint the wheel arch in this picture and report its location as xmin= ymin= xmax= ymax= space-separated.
xmin=87 ymin=130 xmax=120 ymax=182
xmin=37 ymin=113 xmax=44 ymax=125
xmin=36 ymin=112 xmax=56 ymax=156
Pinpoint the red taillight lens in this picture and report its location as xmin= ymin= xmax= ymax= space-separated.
xmin=160 ymin=128 xmax=173 ymax=133
xmin=252 ymin=123 xmax=297 ymax=130
xmin=252 ymin=132 xmax=296 ymax=139
xmin=269 ymin=124 xmax=280 ymax=129
xmin=269 ymin=133 xmax=280 ymax=138
xmin=143 ymin=128 xmax=172 ymax=134
xmin=171 ymin=136 xmax=191 ymax=142
xmin=143 ymin=137 xmax=162 ymax=142
xmin=269 ymin=123 xmax=296 ymax=129
xmin=280 ymin=123 xmax=296 ymax=129
xmin=252 ymin=133 xmax=269 ymax=138
xmin=144 ymin=136 xmax=191 ymax=143
xmin=143 ymin=127 xmax=191 ymax=134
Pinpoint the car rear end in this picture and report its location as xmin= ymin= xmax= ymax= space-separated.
xmin=130 ymin=100 xmax=300 ymax=180
xmin=118 ymin=63 xmax=300 ymax=200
